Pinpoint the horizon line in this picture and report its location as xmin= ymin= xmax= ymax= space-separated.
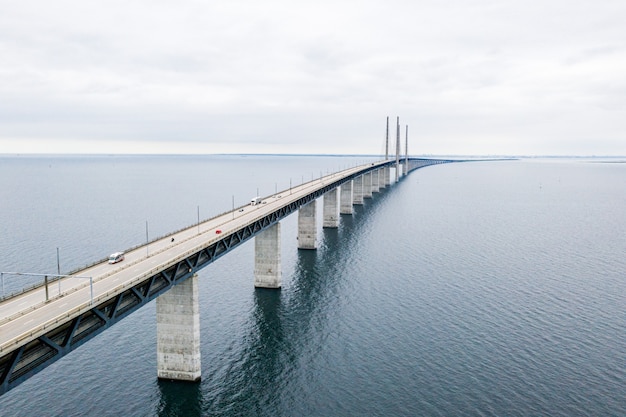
xmin=1 ymin=152 xmax=625 ymax=159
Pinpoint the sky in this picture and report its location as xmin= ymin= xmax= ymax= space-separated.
xmin=1 ymin=0 xmax=625 ymax=156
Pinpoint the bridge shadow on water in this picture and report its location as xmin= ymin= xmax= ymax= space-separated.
xmin=156 ymin=186 xmax=399 ymax=416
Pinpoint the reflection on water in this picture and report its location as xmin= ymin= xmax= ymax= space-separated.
xmin=157 ymin=379 xmax=203 ymax=417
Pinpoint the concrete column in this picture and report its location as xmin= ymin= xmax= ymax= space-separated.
xmin=323 ymin=188 xmax=339 ymax=228
xmin=254 ymin=223 xmax=281 ymax=288
xmin=403 ymin=162 xmax=408 ymax=176
xmin=157 ymin=274 xmax=201 ymax=382
xmin=372 ymin=169 xmax=380 ymax=193
xmin=340 ymin=180 xmax=353 ymax=214
xmin=298 ymin=201 xmax=317 ymax=249
xmin=363 ymin=172 xmax=373 ymax=199
xmin=384 ymin=166 xmax=391 ymax=186
xmin=353 ymin=175 xmax=364 ymax=205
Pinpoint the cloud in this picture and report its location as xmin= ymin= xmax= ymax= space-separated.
xmin=1 ymin=0 xmax=625 ymax=155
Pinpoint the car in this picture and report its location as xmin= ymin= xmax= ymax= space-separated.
xmin=108 ymin=252 xmax=125 ymax=264
xmin=215 ymin=229 xmax=222 ymax=234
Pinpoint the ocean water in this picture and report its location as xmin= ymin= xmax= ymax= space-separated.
xmin=0 ymin=155 xmax=624 ymax=417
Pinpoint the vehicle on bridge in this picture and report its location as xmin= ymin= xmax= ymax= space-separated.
xmin=108 ymin=252 xmax=125 ymax=264
xmin=250 ymin=196 xmax=262 ymax=205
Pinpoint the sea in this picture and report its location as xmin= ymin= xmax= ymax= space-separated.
xmin=0 ymin=154 xmax=624 ymax=417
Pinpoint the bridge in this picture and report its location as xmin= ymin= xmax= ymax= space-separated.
xmin=0 ymin=156 xmax=456 ymax=396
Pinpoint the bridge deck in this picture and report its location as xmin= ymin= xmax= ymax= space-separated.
xmin=0 ymin=158 xmax=452 ymax=395
xmin=0 ymin=161 xmax=391 ymax=353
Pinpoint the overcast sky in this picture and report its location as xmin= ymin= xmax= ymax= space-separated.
xmin=1 ymin=0 xmax=625 ymax=156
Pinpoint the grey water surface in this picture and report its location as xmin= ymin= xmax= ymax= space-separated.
xmin=0 ymin=155 xmax=624 ymax=417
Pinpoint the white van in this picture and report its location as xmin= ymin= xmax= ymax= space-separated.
xmin=250 ymin=196 xmax=262 ymax=206
xmin=108 ymin=252 xmax=125 ymax=264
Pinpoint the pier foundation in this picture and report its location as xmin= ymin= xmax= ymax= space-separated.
xmin=157 ymin=274 xmax=201 ymax=382
xmin=363 ymin=172 xmax=373 ymax=199
xmin=323 ymin=189 xmax=339 ymax=228
xmin=353 ymin=175 xmax=364 ymax=205
xmin=340 ymin=181 xmax=353 ymax=214
xmin=298 ymin=201 xmax=317 ymax=249
xmin=372 ymin=169 xmax=380 ymax=193
xmin=254 ymin=223 xmax=282 ymax=288
xmin=384 ymin=166 xmax=391 ymax=186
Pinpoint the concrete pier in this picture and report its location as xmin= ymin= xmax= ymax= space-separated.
xmin=254 ymin=223 xmax=282 ymax=288
xmin=384 ymin=166 xmax=391 ymax=186
xmin=298 ymin=201 xmax=317 ymax=249
xmin=340 ymin=180 xmax=353 ymax=214
xmin=353 ymin=175 xmax=364 ymax=205
xmin=372 ymin=169 xmax=380 ymax=193
xmin=323 ymin=189 xmax=339 ymax=228
xmin=157 ymin=274 xmax=201 ymax=382
xmin=363 ymin=172 xmax=373 ymax=199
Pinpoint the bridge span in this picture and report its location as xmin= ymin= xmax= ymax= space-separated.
xmin=0 ymin=157 xmax=455 ymax=395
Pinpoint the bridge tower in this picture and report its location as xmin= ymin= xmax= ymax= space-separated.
xmin=395 ymin=117 xmax=401 ymax=182
xmin=404 ymin=125 xmax=409 ymax=176
xmin=384 ymin=116 xmax=391 ymax=186
xmin=385 ymin=116 xmax=389 ymax=161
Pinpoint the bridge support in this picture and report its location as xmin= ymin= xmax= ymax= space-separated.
xmin=298 ymin=201 xmax=317 ymax=249
xmin=340 ymin=181 xmax=353 ymax=214
xmin=353 ymin=175 xmax=364 ymax=205
xmin=323 ymin=188 xmax=339 ymax=228
xmin=384 ymin=166 xmax=391 ymax=187
xmin=157 ymin=274 xmax=201 ymax=382
xmin=363 ymin=172 xmax=373 ymax=199
xmin=371 ymin=169 xmax=379 ymax=193
xmin=254 ymin=223 xmax=282 ymax=288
